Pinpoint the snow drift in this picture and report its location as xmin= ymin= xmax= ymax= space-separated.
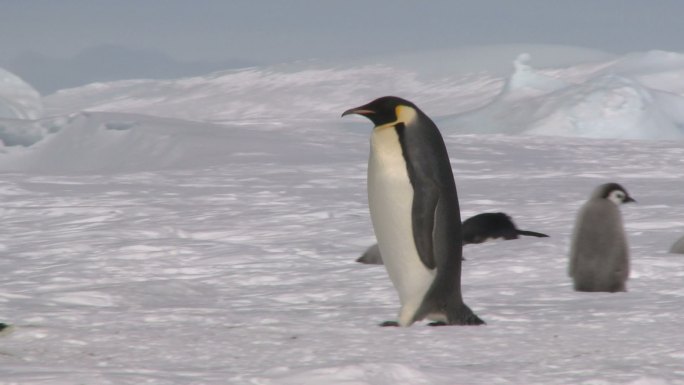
xmin=0 ymin=111 xmax=337 ymax=173
xmin=0 ymin=67 xmax=43 ymax=120
xmin=1 ymin=47 xmax=683 ymax=174
xmin=441 ymin=52 xmax=684 ymax=139
xmin=40 ymin=47 xmax=684 ymax=144
xmin=0 ymin=46 xmax=682 ymax=175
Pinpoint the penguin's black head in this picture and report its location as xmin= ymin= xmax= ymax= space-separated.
xmin=342 ymin=96 xmax=419 ymax=127
xmin=595 ymin=182 xmax=636 ymax=205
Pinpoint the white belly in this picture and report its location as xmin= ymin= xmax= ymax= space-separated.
xmin=368 ymin=127 xmax=435 ymax=319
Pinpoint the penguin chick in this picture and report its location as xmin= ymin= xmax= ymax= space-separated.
xmin=343 ymin=96 xmax=483 ymax=326
xmin=569 ymin=182 xmax=635 ymax=293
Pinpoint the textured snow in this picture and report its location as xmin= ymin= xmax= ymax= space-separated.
xmin=1 ymin=46 xmax=684 ymax=384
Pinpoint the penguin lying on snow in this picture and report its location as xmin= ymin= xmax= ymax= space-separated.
xmin=343 ymin=96 xmax=484 ymax=326
xmin=569 ymin=183 xmax=635 ymax=293
xmin=463 ymin=212 xmax=548 ymax=244
xmin=357 ymin=212 xmax=549 ymax=265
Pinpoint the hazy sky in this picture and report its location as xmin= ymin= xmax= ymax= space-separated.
xmin=3 ymin=0 xmax=684 ymax=65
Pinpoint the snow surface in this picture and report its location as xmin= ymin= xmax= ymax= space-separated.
xmin=1 ymin=45 xmax=684 ymax=384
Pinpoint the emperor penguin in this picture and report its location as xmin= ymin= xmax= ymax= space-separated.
xmin=461 ymin=212 xmax=549 ymax=244
xmin=343 ymin=96 xmax=484 ymax=326
xmin=356 ymin=212 xmax=549 ymax=264
xmin=569 ymin=183 xmax=635 ymax=292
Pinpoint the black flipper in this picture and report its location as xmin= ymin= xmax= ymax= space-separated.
xmin=410 ymin=184 xmax=440 ymax=270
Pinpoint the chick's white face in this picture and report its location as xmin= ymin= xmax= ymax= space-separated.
xmin=607 ymin=190 xmax=627 ymax=205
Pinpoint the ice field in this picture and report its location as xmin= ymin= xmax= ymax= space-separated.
xmin=1 ymin=45 xmax=684 ymax=384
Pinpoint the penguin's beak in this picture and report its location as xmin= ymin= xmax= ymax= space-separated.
xmin=625 ymin=196 xmax=636 ymax=203
xmin=341 ymin=106 xmax=374 ymax=118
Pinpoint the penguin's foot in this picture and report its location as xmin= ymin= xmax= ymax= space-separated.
xmin=379 ymin=320 xmax=399 ymax=327
xmin=458 ymin=313 xmax=486 ymax=326
xmin=415 ymin=294 xmax=486 ymax=326
xmin=428 ymin=321 xmax=447 ymax=327
xmin=442 ymin=303 xmax=486 ymax=326
xmin=450 ymin=306 xmax=486 ymax=326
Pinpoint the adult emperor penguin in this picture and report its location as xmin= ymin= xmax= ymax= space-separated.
xmin=569 ymin=183 xmax=635 ymax=292
xmin=343 ymin=96 xmax=484 ymax=326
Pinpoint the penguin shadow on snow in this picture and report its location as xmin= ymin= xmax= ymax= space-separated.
xmin=356 ymin=212 xmax=550 ymax=265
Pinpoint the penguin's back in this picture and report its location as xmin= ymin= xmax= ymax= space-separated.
xmin=462 ymin=212 xmax=518 ymax=244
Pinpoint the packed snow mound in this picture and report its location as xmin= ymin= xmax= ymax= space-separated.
xmin=524 ymin=74 xmax=684 ymax=139
xmin=3 ymin=47 xmax=684 ymax=175
xmin=0 ymin=116 xmax=60 ymax=147
xmin=44 ymin=64 xmax=484 ymax=123
xmin=44 ymin=44 xmax=614 ymax=122
xmin=38 ymin=46 xmax=684 ymax=142
xmin=441 ymin=52 xmax=684 ymax=139
xmin=0 ymin=67 xmax=43 ymax=120
xmin=497 ymin=53 xmax=571 ymax=100
xmin=0 ymin=111 xmax=336 ymax=174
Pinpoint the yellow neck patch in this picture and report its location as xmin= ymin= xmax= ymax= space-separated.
xmin=375 ymin=105 xmax=418 ymax=130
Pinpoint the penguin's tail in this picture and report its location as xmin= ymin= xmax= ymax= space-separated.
xmin=412 ymin=279 xmax=485 ymax=326
xmin=516 ymin=229 xmax=549 ymax=238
